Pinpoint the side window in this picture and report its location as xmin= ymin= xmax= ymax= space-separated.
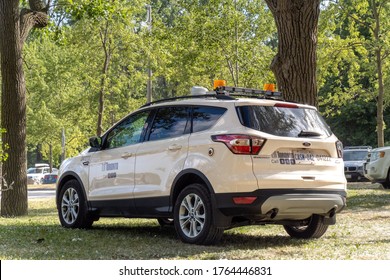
xmin=106 ymin=111 xmax=150 ymax=149
xmin=149 ymin=107 xmax=189 ymax=141
xmin=192 ymin=106 xmax=227 ymax=133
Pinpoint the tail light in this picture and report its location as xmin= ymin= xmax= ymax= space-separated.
xmin=336 ymin=141 xmax=343 ymax=158
xmin=211 ymin=134 xmax=266 ymax=155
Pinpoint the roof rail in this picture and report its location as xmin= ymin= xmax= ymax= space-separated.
xmin=140 ymin=85 xmax=283 ymax=108
xmin=140 ymin=94 xmax=234 ymax=108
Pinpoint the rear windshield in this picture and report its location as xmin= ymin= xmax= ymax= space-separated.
xmin=237 ymin=105 xmax=332 ymax=138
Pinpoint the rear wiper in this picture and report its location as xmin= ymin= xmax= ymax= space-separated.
xmin=298 ymin=130 xmax=323 ymax=137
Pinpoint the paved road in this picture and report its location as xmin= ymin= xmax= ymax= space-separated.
xmin=28 ymin=188 xmax=55 ymax=199
xmin=0 ymin=188 xmax=55 ymax=200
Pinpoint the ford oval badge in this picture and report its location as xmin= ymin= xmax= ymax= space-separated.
xmin=303 ymin=142 xmax=311 ymax=147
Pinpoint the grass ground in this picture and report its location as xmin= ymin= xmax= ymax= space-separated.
xmin=0 ymin=182 xmax=389 ymax=260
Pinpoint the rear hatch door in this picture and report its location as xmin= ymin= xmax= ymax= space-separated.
xmin=236 ymin=103 xmax=345 ymax=190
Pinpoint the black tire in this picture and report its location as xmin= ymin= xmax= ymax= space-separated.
xmin=58 ymin=179 xmax=94 ymax=229
xmin=382 ymin=169 xmax=390 ymax=189
xmin=381 ymin=182 xmax=390 ymax=189
xmin=283 ymin=214 xmax=328 ymax=239
xmin=157 ymin=218 xmax=174 ymax=227
xmin=174 ymin=183 xmax=223 ymax=245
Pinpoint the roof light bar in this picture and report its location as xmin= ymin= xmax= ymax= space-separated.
xmin=214 ymin=85 xmax=282 ymax=98
xmin=263 ymin=83 xmax=276 ymax=92
xmin=213 ymin=79 xmax=227 ymax=89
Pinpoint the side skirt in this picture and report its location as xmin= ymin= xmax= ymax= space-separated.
xmin=89 ymin=196 xmax=171 ymax=218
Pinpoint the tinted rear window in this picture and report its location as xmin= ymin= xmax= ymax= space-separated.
xmin=149 ymin=107 xmax=190 ymax=141
xmin=192 ymin=106 xmax=226 ymax=133
xmin=237 ymin=105 xmax=332 ymax=137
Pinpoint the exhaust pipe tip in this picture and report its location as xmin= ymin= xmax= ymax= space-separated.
xmin=328 ymin=208 xmax=337 ymax=218
xmin=266 ymin=208 xmax=278 ymax=219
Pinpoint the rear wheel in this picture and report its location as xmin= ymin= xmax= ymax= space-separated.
xmin=58 ymin=179 xmax=93 ymax=229
xmin=174 ymin=183 xmax=223 ymax=245
xmin=283 ymin=214 xmax=328 ymax=239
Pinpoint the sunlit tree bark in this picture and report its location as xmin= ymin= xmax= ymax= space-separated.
xmin=0 ymin=0 xmax=49 ymax=217
xmin=265 ymin=0 xmax=321 ymax=107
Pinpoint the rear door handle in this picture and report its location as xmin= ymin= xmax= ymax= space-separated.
xmin=121 ymin=152 xmax=133 ymax=159
xmin=168 ymin=144 xmax=182 ymax=151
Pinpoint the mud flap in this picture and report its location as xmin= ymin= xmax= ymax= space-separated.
xmin=323 ymin=215 xmax=336 ymax=225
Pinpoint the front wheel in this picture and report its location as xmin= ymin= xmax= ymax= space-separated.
xmin=174 ymin=184 xmax=223 ymax=245
xmin=58 ymin=179 xmax=94 ymax=229
xmin=382 ymin=169 xmax=390 ymax=189
xmin=283 ymin=214 xmax=328 ymax=239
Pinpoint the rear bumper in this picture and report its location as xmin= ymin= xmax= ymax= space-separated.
xmin=213 ymin=189 xmax=347 ymax=222
xmin=344 ymin=171 xmax=365 ymax=181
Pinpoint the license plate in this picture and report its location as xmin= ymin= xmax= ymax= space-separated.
xmin=272 ymin=150 xmax=330 ymax=165
xmin=345 ymin=174 xmax=352 ymax=179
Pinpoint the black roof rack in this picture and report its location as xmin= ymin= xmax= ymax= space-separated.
xmin=140 ymin=85 xmax=283 ymax=108
xmin=215 ymin=86 xmax=283 ymax=99
xmin=140 ymin=94 xmax=234 ymax=108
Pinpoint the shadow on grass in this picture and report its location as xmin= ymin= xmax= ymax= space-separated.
xmin=5 ymin=218 xmax=390 ymax=259
xmin=2 ymin=221 xmax=305 ymax=259
xmin=28 ymin=206 xmax=57 ymax=216
xmin=90 ymin=222 xmax=303 ymax=250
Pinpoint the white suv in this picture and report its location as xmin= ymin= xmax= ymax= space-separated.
xmin=364 ymin=146 xmax=390 ymax=188
xmin=27 ymin=163 xmax=51 ymax=184
xmin=56 ymin=85 xmax=347 ymax=245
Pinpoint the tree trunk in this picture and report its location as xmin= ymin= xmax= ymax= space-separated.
xmin=264 ymin=0 xmax=320 ymax=107
xmin=375 ymin=48 xmax=385 ymax=147
xmin=96 ymin=22 xmax=112 ymax=137
xmin=0 ymin=0 xmax=49 ymax=217
xmin=0 ymin=0 xmax=28 ymax=216
xmin=371 ymin=0 xmax=385 ymax=147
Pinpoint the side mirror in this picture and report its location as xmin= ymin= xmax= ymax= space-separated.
xmin=89 ymin=136 xmax=102 ymax=149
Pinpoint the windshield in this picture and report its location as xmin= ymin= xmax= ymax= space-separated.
xmin=237 ymin=105 xmax=332 ymax=137
xmin=343 ymin=150 xmax=368 ymax=161
xmin=27 ymin=168 xmax=44 ymax=174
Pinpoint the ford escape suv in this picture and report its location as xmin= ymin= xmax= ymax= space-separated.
xmin=56 ymin=84 xmax=347 ymax=245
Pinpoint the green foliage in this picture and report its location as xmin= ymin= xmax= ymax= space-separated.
xmin=0 ymin=128 xmax=8 ymax=162
xmin=318 ymin=0 xmax=390 ymax=147
xmin=23 ymin=0 xmax=276 ymax=165
xmin=149 ymin=0 xmax=276 ymax=97
xmin=21 ymin=0 xmax=390 ymax=163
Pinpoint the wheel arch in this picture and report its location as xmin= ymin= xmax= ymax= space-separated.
xmin=169 ymin=169 xmax=231 ymax=228
xmin=56 ymin=171 xmax=88 ymax=207
xmin=170 ymin=169 xmax=214 ymax=209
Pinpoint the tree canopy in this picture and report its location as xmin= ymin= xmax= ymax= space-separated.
xmin=2 ymin=0 xmax=390 ymax=216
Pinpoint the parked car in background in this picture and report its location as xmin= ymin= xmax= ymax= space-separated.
xmin=364 ymin=146 xmax=390 ymax=189
xmin=343 ymin=146 xmax=371 ymax=181
xmin=27 ymin=163 xmax=57 ymax=185
xmin=27 ymin=164 xmax=50 ymax=184
xmin=43 ymin=170 xmax=59 ymax=184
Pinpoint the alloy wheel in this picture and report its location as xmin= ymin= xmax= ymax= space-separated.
xmin=178 ymin=193 xmax=206 ymax=238
xmin=61 ymin=187 xmax=80 ymax=225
